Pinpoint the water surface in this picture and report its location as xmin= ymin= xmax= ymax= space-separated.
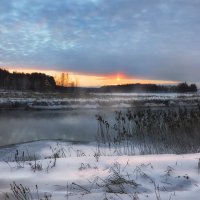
xmin=0 ymin=109 xmax=104 ymax=146
xmin=0 ymin=92 xmax=199 ymax=147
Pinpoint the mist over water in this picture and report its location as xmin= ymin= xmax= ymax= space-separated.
xmin=0 ymin=110 xmax=102 ymax=146
xmin=0 ymin=93 xmax=200 ymax=147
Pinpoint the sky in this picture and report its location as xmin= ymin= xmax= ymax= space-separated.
xmin=0 ymin=0 xmax=200 ymax=86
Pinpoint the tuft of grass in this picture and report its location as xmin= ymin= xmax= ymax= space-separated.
xmin=5 ymin=182 xmax=52 ymax=200
xmin=28 ymin=156 xmax=43 ymax=173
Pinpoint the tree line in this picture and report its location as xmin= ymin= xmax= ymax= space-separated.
xmin=0 ymin=68 xmax=198 ymax=93
xmin=0 ymin=68 xmax=56 ymax=91
xmin=100 ymin=82 xmax=197 ymax=93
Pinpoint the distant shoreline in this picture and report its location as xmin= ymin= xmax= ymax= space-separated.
xmin=0 ymin=91 xmax=199 ymax=111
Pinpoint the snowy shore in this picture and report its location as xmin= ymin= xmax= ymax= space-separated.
xmin=0 ymin=140 xmax=200 ymax=200
xmin=0 ymin=91 xmax=200 ymax=110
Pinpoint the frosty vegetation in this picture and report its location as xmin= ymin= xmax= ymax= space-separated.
xmin=96 ymin=106 xmax=200 ymax=155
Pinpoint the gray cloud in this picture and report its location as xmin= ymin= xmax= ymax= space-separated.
xmin=0 ymin=0 xmax=200 ymax=83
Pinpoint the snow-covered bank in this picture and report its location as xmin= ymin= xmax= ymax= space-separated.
xmin=0 ymin=91 xmax=200 ymax=110
xmin=0 ymin=141 xmax=200 ymax=200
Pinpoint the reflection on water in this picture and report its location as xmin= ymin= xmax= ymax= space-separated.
xmin=0 ymin=109 xmax=110 ymax=146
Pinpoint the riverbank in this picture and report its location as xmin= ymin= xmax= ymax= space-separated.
xmin=0 ymin=91 xmax=200 ymax=110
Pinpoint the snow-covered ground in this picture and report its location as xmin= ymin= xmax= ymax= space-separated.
xmin=0 ymin=91 xmax=200 ymax=110
xmin=0 ymin=141 xmax=200 ymax=200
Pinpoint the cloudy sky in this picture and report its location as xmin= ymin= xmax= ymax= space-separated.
xmin=0 ymin=0 xmax=200 ymax=85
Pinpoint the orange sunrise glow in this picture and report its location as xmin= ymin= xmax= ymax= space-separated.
xmin=7 ymin=67 xmax=178 ymax=87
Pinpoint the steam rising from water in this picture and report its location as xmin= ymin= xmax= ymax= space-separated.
xmin=0 ymin=93 xmax=200 ymax=146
